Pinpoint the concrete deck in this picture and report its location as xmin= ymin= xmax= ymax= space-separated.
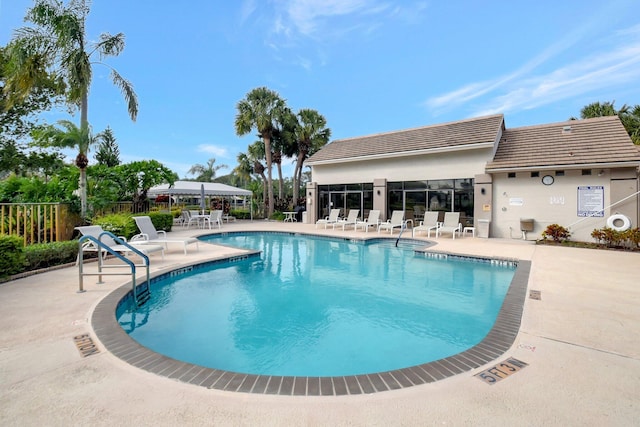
xmin=1 ymin=220 xmax=638 ymax=426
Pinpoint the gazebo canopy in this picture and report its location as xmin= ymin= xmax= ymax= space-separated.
xmin=148 ymin=181 xmax=252 ymax=197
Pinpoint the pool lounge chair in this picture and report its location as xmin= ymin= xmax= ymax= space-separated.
xmin=378 ymin=210 xmax=405 ymax=234
xmin=436 ymin=212 xmax=462 ymax=239
xmin=412 ymin=211 xmax=440 ymax=238
xmin=75 ymin=225 xmax=165 ymax=261
xmin=333 ymin=209 xmax=360 ymax=230
xmin=132 ymin=216 xmax=199 ymax=254
xmin=316 ymin=209 xmax=341 ymax=228
xmin=354 ymin=210 xmax=380 ymax=232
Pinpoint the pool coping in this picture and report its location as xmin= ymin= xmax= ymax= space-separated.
xmin=91 ymin=233 xmax=531 ymax=396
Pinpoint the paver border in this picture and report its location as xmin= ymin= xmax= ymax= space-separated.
xmin=91 ymin=233 xmax=531 ymax=396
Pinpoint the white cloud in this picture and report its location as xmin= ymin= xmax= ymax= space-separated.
xmin=425 ymin=23 xmax=640 ymax=119
xmin=240 ymin=0 xmax=257 ymax=23
xmin=196 ymin=144 xmax=228 ymax=158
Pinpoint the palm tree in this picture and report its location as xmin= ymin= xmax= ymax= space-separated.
xmin=187 ymin=158 xmax=228 ymax=182
xmin=4 ymin=0 xmax=138 ymax=218
xmin=574 ymin=101 xmax=640 ymax=145
xmin=32 ymin=119 xmax=94 ymax=203
xmin=288 ymin=109 xmax=331 ymax=205
xmin=247 ymin=141 xmax=268 ymax=214
xmin=235 ymin=87 xmax=287 ymax=216
xmin=233 ymin=152 xmax=253 ymax=189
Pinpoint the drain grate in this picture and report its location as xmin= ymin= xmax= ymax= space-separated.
xmin=529 ymin=290 xmax=541 ymax=300
xmin=73 ymin=333 xmax=100 ymax=357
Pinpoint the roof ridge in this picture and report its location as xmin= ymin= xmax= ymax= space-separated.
xmin=505 ymin=115 xmax=620 ymax=132
xmin=332 ymin=114 xmax=504 ymax=143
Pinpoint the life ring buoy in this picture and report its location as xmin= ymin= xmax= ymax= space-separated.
xmin=606 ymin=214 xmax=631 ymax=231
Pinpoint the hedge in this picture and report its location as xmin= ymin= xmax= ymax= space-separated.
xmin=0 ymin=235 xmax=25 ymax=278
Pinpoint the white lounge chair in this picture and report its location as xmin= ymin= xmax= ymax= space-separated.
xmin=316 ymin=209 xmax=341 ymax=228
xmin=355 ymin=210 xmax=380 ymax=232
xmin=333 ymin=209 xmax=360 ymax=230
xmin=412 ymin=211 xmax=440 ymax=238
xmin=75 ymin=225 xmax=165 ymax=261
xmin=131 ymin=216 xmax=199 ymax=254
xmin=378 ymin=210 xmax=405 ymax=234
xmin=436 ymin=212 xmax=462 ymax=239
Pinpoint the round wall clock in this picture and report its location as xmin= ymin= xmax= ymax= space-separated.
xmin=542 ymin=175 xmax=554 ymax=185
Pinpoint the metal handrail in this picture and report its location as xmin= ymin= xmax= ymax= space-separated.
xmin=395 ymin=219 xmax=413 ymax=247
xmin=77 ymin=231 xmax=151 ymax=306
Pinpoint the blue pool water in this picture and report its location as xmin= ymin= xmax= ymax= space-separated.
xmin=117 ymin=232 xmax=516 ymax=377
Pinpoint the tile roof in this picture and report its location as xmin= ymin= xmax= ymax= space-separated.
xmin=486 ymin=116 xmax=640 ymax=171
xmin=307 ymin=114 xmax=504 ymax=164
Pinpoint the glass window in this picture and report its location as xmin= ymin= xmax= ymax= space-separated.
xmin=404 ymin=180 xmax=428 ymax=190
xmin=455 ymin=178 xmax=474 ymax=189
xmin=427 ymin=179 xmax=454 ymax=189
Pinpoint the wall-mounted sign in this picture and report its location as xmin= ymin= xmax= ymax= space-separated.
xmin=509 ymin=198 xmax=524 ymax=206
xmin=577 ymin=186 xmax=604 ymax=217
xmin=482 ymin=204 xmax=491 ymax=212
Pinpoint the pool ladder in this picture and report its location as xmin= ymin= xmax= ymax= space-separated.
xmin=77 ymin=231 xmax=151 ymax=306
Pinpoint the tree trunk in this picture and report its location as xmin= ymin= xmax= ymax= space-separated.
xmin=277 ymin=162 xmax=284 ymax=201
xmin=79 ymin=90 xmax=89 ymax=219
xmin=292 ymin=153 xmax=305 ymax=205
xmin=263 ymin=136 xmax=274 ymax=217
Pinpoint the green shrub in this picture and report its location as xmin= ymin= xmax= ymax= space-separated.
xmin=230 ymin=209 xmax=251 ymax=219
xmin=23 ymin=241 xmax=79 ymax=271
xmin=541 ymin=224 xmax=571 ymax=242
xmin=270 ymin=211 xmax=285 ymax=221
xmin=92 ymin=212 xmax=174 ymax=240
xmin=0 ymin=235 xmax=25 ymax=278
xmin=140 ymin=212 xmax=173 ymax=232
xmin=92 ymin=213 xmax=139 ymax=239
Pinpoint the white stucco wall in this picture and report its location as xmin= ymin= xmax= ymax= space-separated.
xmin=490 ymin=169 xmax=630 ymax=242
xmin=310 ymin=148 xmax=493 ymax=184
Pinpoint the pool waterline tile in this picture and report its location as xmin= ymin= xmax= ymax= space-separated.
xmin=91 ymin=234 xmax=531 ymax=396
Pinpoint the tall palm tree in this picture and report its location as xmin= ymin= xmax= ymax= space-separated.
xmin=235 ymin=87 xmax=287 ymax=217
xmin=289 ymin=109 xmax=331 ymax=205
xmin=187 ymin=158 xmax=228 ymax=182
xmin=4 ymin=0 xmax=138 ymax=218
xmin=247 ymin=141 xmax=268 ymax=213
xmin=32 ymin=119 xmax=94 ymax=199
xmin=233 ymin=152 xmax=253 ymax=189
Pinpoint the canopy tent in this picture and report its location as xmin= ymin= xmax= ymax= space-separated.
xmin=148 ymin=181 xmax=252 ymax=219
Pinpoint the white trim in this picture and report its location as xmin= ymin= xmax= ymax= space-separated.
xmin=308 ymin=142 xmax=495 ymax=166
xmin=485 ymin=161 xmax=640 ymax=173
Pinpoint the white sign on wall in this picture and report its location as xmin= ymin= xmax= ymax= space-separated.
xmin=577 ymin=186 xmax=604 ymax=217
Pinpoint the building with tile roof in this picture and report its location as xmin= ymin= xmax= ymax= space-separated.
xmin=305 ymin=115 xmax=640 ymax=242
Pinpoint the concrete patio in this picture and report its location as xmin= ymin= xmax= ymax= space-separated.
xmin=1 ymin=220 xmax=638 ymax=426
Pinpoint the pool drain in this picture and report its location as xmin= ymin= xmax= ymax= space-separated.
xmin=73 ymin=333 xmax=100 ymax=357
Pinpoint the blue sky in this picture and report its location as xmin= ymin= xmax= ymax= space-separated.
xmin=1 ymin=0 xmax=639 ymax=179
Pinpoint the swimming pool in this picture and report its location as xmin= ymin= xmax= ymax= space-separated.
xmin=117 ymin=232 xmax=518 ymax=378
